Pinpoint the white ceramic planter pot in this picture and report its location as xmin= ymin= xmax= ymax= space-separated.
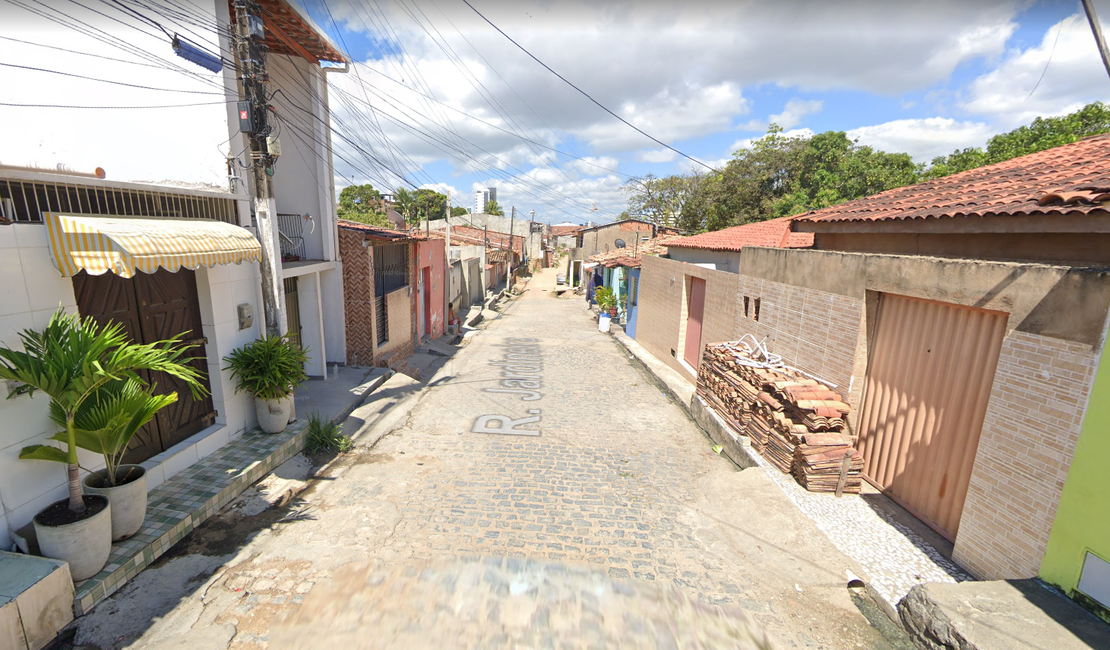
xmin=255 ymin=395 xmax=289 ymax=434
xmin=598 ymin=314 xmax=611 ymax=333
xmin=84 ymin=465 xmax=147 ymax=541
xmin=34 ymin=495 xmax=112 ymax=581
xmin=282 ymin=393 xmax=297 ymax=424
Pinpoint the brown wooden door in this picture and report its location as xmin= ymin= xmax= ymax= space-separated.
xmin=684 ymin=277 xmax=707 ymax=368
xmin=73 ymin=271 xmax=162 ymax=463
xmin=856 ymin=293 xmax=1006 ymax=539
xmin=73 ymin=268 xmax=214 ymax=463
xmin=134 ymin=269 xmax=214 ymax=452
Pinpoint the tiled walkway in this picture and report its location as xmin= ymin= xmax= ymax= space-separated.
xmin=699 ymin=399 xmax=970 ymax=611
xmin=74 ymin=422 xmax=308 ymax=615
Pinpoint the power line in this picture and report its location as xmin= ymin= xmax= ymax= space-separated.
xmin=0 ymin=60 xmax=224 ymax=93
xmin=0 ymin=99 xmax=233 ymax=109
xmin=460 ymin=0 xmax=713 ymax=171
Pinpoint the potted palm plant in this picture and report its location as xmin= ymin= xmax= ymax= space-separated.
xmin=223 ymin=335 xmax=308 ymax=434
xmin=74 ymin=380 xmax=177 ymax=541
xmin=0 ymin=310 xmax=204 ymax=580
xmin=595 ymin=286 xmax=618 ymax=317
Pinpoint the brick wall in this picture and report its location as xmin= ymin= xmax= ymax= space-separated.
xmin=339 ymin=228 xmax=376 ymax=366
xmin=636 ymin=256 xmax=739 ymax=381
xmin=954 ymin=331 xmax=1100 ymax=579
xmin=732 ymin=275 xmax=865 ymax=399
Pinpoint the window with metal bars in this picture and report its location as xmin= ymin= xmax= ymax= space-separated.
xmin=0 ymin=177 xmax=238 ymax=224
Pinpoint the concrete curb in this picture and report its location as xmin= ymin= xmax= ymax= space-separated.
xmin=610 ymin=329 xmax=694 ymax=409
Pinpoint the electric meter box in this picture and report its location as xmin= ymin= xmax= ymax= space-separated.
xmin=265 ymin=136 xmax=281 ymax=158
xmin=248 ymin=15 xmax=265 ymax=39
xmin=237 ymin=101 xmax=256 ymax=134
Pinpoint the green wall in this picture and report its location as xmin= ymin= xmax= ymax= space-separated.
xmin=1041 ymin=343 xmax=1110 ymax=604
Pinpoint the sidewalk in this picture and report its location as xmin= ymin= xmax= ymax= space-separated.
xmin=608 ymin=325 xmax=1110 ymax=650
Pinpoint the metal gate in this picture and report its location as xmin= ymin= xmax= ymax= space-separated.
xmin=684 ymin=277 xmax=707 ymax=368
xmin=73 ymin=268 xmax=215 ymax=464
xmin=856 ymin=293 xmax=1006 ymax=539
xmin=283 ymin=277 xmax=301 ymax=348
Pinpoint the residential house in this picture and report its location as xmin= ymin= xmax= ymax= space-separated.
xmin=587 ymin=235 xmax=679 ymax=338
xmin=0 ymin=0 xmax=347 ymax=564
xmin=634 ymin=134 xmax=1110 ymax=601
xmin=567 ymin=218 xmax=657 ymax=288
xmin=425 ymin=213 xmax=546 ymax=263
xmin=551 ymin=224 xmax=584 ymax=249
xmin=338 ymin=221 xmax=421 ymax=369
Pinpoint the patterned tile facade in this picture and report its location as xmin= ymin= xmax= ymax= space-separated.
xmin=339 ymin=228 xmax=376 ymax=366
xmin=955 ymin=331 xmax=1100 ymax=580
xmin=72 ymin=421 xmax=308 ymax=615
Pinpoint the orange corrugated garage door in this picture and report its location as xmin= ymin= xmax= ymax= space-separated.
xmin=857 ymin=293 xmax=1006 ymax=540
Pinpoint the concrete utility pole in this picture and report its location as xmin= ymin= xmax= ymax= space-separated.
xmin=1084 ymin=0 xmax=1110 ymax=82
xmin=445 ymin=191 xmax=451 ymax=333
xmin=529 ymin=209 xmax=536 ymax=269
xmin=233 ymin=0 xmax=282 ymax=337
xmin=509 ymin=206 xmax=516 ymax=288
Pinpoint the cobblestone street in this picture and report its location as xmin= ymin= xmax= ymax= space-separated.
xmin=70 ymin=269 xmax=894 ymax=649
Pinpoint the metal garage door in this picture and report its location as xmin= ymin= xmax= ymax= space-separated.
xmin=856 ymin=293 xmax=1006 ymax=540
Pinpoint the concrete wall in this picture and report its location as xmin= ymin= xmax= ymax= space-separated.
xmin=430 ymin=215 xmax=544 ymax=260
xmin=378 ymin=288 xmax=414 ymax=360
xmin=1041 ymin=336 xmax=1110 ymax=608
xmin=815 ymin=232 xmax=1110 ymax=267
xmin=576 ymin=221 xmax=655 ymax=256
xmin=416 ymin=239 xmax=445 ymax=339
xmin=668 ymin=247 xmax=742 ymax=272
xmin=636 ymin=255 xmax=740 ymax=381
xmin=636 ymin=245 xmax=1110 ymax=582
xmin=0 ymin=223 xmax=263 ymax=553
xmin=269 ymin=55 xmax=331 ymax=262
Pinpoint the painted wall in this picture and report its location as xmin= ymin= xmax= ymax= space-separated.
xmin=636 ymin=245 xmax=1109 ymax=581
xmin=815 ymin=232 xmax=1110 ymax=267
xmin=0 ymin=223 xmax=263 ymax=553
xmin=1041 ymin=340 xmax=1110 ymax=602
xmin=416 ymin=239 xmax=445 ymax=339
xmin=668 ymin=247 xmax=742 ymax=272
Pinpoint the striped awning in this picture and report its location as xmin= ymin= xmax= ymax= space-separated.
xmin=45 ymin=213 xmax=262 ymax=278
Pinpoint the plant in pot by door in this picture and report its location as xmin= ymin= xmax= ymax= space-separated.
xmin=70 ymin=380 xmax=178 ymax=541
xmin=595 ymin=287 xmax=618 ymax=318
xmin=223 ymin=335 xmax=308 ymax=434
xmin=0 ymin=310 xmax=204 ymax=580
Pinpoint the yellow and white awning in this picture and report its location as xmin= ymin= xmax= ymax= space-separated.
xmin=45 ymin=213 xmax=262 ymax=278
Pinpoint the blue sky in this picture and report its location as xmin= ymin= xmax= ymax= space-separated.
xmin=1 ymin=0 xmax=1107 ymax=225
xmin=301 ymin=0 xmax=1110 ymax=224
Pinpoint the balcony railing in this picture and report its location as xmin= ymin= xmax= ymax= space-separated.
xmin=0 ymin=177 xmax=238 ymax=224
xmin=277 ymin=213 xmax=307 ymax=262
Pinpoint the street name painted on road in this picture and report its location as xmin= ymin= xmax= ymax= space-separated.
xmin=474 ymin=337 xmax=543 ymax=436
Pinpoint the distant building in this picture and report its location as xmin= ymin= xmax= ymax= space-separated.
xmin=474 ymin=187 xmax=497 ymax=214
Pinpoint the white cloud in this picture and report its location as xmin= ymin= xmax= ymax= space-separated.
xmin=770 ymin=99 xmax=824 ymax=129
xmin=637 ymin=148 xmax=678 ymax=163
xmin=962 ymin=13 xmax=1109 ymax=127
xmin=729 ymin=128 xmax=815 ymax=153
xmin=848 ymin=118 xmax=994 ymax=162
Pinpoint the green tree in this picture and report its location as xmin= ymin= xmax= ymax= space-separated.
xmin=412 ymin=189 xmax=447 ymax=224
xmin=337 ymin=183 xmax=388 ymax=227
xmin=623 ymin=174 xmax=698 ymax=227
xmin=925 ymin=101 xmax=1110 ymax=178
xmin=393 ymin=188 xmax=416 ymax=223
xmin=451 ymin=206 xmax=469 ymax=217
xmin=485 ymin=200 xmax=504 ymax=216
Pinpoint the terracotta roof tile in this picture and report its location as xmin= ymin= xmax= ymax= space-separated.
xmin=338 ymin=220 xmax=419 ymax=241
xmin=664 ymin=216 xmax=814 ymax=252
xmin=550 ymin=225 xmax=584 ymax=237
xmin=588 ymin=234 xmax=681 ymax=268
xmin=796 ymin=133 xmax=1110 ymax=224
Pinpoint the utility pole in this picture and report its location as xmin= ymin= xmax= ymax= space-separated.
xmin=1084 ymin=0 xmax=1110 ymax=82
xmin=509 ymin=206 xmax=516 ymax=289
xmin=444 ymin=191 xmax=451 ymax=333
xmin=529 ymin=209 xmax=536 ymax=270
xmin=233 ymin=0 xmax=282 ymax=337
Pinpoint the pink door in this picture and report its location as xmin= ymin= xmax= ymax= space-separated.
xmin=422 ymin=267 xmax=433 ymax=337
xmin=683 ymin=277 xmax=706 ymax=368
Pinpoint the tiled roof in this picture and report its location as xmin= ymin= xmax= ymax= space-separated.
xmin=550 ymin=225 xmax=584 ymax=237
xmin=588 ymin=235 xmax=681 ymax=268
xmin=448 ymin=225 xmax=526 ymax=254
xmin=337 ymin=219 xmax=419 ymax=241
xmin=796 ymin=133 xmax=1110 ymax=225
xmin=665 ymin=216 xmax=814 ymax=252
xmin=428 ymin=227 xmax=520 ymax=254
xmin=245 ymin=0 xmax=347 ymax=64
